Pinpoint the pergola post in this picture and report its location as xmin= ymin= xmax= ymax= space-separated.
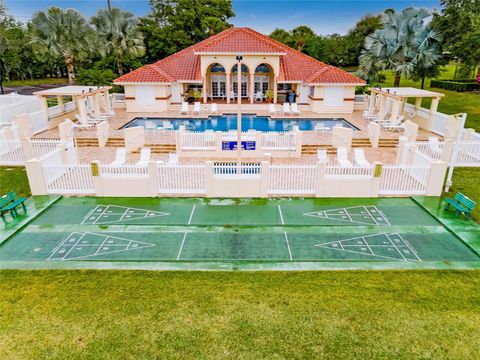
xmin=389 ymin=99 xmax=401 ymax=122
xmin=40 ymin=96 xmax=49 ymax=119
xmin=104 ymin=90 xmax=112 ymax=114
xmin=226 ymin=72 xmax=231 ymax=104
xmin=249 ymin=74 xmax=255 ymax=103
xmin=368 ymin=89 xmax=377 ymax=115
xmin=56 ymin=95 xmax=64 ymax=112
xmin=414 ymin=97 xmax=422 ymax=110
xmin=77 ymin=97 xmax=88 ymax=125
xmin=377 ymin=94 xmax=387 ymax=118
xmin=430 ymin=97 xmax=440 ymax=114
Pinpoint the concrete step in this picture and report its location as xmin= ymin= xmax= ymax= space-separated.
xmin=133 ymin=144 xmax=177 ymax=154
xmin=302 ymin=144 xmax=337 ymax=155
xmin=106 ymin=137 xmax=125 ymax=147
xmin=75 ymin=138 xmax=99 ymax=147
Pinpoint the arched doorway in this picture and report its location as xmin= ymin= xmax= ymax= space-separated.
xmin=207 ymin=63 xmax=226 ymax=100
xmin=230 ymin=63 xmax=250 ymax=99
xmin=253 ymin=64 xmax=272 ymax=96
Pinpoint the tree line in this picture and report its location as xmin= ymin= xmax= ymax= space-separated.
xmin=0 ymin=0 xmax=478 ymax=88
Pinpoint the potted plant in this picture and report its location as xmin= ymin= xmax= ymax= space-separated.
xmin=265 ymin=89 xmax=274 ymax=103
xmin=193 ymin=90 xmax=202 ymax=102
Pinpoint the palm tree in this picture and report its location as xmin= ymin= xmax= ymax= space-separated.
xmin=30 ymin=7 xmax=92 ymax=84
xmin=91 ymin=8 xmax=145 ymax=76
xmin=359 ymin=7 xmax=442 ymax=87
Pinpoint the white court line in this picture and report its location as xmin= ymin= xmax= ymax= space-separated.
xmin=188 ymin=205 xmax=196 ymax=225
xmin=80 ymin=207 xmax=99 ymax=225
xmin=284 ymin=232 xmax=293 ymax=261
xmin=385 ymin=233 xmax=408 ymax=262
xmin=94 ymin=235 xmax=110 ymax=256
xmin=177 ymin=232 xmax=188 ymax=260
xmin=47 ymin=233 xmax=78 ymax=261
xmin=395 ymin=234 xmax=422 ymax=262
xmin=278 ymin=205 xmax=285 ymax=225
xmin=92 ymin=205 xmax=111 ymax=225
xmin=60 ymin=233 xmax=87 ymax=261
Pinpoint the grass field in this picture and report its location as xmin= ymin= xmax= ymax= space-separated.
xmin=379 ymin=65 xmax=480 ymax=132
xmin=3 ymin=77 xmax=68 ymax=87
xmin=0 ymin=166 xmax=31 ymax=197
xmin=0 ymin=270 xmax=479 ymax=359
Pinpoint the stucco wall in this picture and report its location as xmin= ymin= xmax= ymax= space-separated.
xmin=124 ymin=84 xmax=172 ymax=112
xmin=310 ymin=86 xmax=356 ymax=113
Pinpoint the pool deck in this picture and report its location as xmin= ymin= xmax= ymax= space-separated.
xmin=33 ymin=108 xmax=440 ymax=164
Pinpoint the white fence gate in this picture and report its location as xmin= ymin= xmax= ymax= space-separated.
xmin=379 ymin=165 xmax=430 ymax=195
xmin=269 ymin=163 xmax=317 ymax=195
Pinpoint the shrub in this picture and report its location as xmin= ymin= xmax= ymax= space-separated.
xmin=430 ymin=79 xmax=479 ymax=92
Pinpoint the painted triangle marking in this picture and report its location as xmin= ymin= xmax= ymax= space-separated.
xmin=314 ymin=233 xmax=420 ymax=262
xmin=304 ymin=206 xmax=390 ymax=226
xmin=81 ymin=205 xmax=170 ymax=224
xmin=48 ymin=232 xmax=155 ymax=261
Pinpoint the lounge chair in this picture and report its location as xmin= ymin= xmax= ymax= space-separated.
xmin=74 ymin=114 xmax=101 ymax=126
xmin=317 ymin=149 xmax=328 ymax=163
xmin=69 ymin=117 xmax=94 ymax=131
xmin=210 ymin=103 xmax=218 ymax=115
xmin=181 ymin=102 xmax=189 ymax=115
xmin=314 ymin=123 xmax=330 ymax=135
xmin=136 ymin=147 xmax=151 ymax=167
xmin=111 ymin=147 xmax=127 ymax=166
xmin=291 ymin=103 xmax=300 ymax=116
xmin=382 ymin=116 xmax=406 ymax=132
xmin=269 ymin=104 xmax=276 ymax=115
xmin=354 ymin=148 xmax=370 ymax=166
xmin=283 ymin=103 xmax=291 ymax=116
xmin=193 ymin=102 xmax=201 ymax=115
xmin=168 ymin=152 xmax=178 ymax=164
xmin=145 ymin=121 xmax=156 ymax=131
xmin=162 ymin=121 xmax=173 ymax=132
xmin=336 ymin=147 xmax=352 ymax=167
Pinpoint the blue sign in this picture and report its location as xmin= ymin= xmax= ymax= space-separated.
xmin=222 ymin=141 xmax=256 ymax=151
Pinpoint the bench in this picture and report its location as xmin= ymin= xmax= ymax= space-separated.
xmin=0 ymin=191 xmax=27 ymax=221
xmin=444 ymin=192 xmax=477 ymax=219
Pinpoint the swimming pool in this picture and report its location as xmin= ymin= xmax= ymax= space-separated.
xmin=121 ymin=114 xmax=358 ymax=132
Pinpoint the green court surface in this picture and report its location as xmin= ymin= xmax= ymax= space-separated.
xmin=0 ymin=197 xmax=479 ymax=270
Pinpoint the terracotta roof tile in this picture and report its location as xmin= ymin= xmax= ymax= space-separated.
xmin=114 ymin=27 xmax=365 ymax=85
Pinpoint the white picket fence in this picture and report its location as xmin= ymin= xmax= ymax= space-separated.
xmin=261 ymin=132 xmax=296 ymax=150
xmin=180 ymin=131 xmax=216 ymax=150
xmin=157 ymin=162 xmax=206 ymax=194
xmin=411 ymin=141 xmax=444 ymax=161
xmin=213 ymin=162 xmax=261 ymax=175
xmin=325 ymin=165 xmax=374 ymax=177
xmin=269 ymin=163 xmax=317 ymax=195
xmin=31 ymin=138 xmax=63 ymax=159
xmin=453 ymin=142 xmax=480 ymax=166
xmin=99 ymin=163 xmax=149 ymax=176
xmin=0 ymin=140 xmax=25 ymax=165
xmin=379 ymin=165 xmax=430 ymax=195
xmin=44 ymin=164 xmax=94 ymax=194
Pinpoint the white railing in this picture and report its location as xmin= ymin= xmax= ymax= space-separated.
xmin=48 ymin=104 xmax=63 ymax=117
xmin=180 ymin=131 xmax=216 ymax=150
xmin=157 ymin=162 xmax=206 ymax=194
xmin=325 ymin=165 xmax=374 ymax=177
xmin=470 ymin=132 xmax=480 ymax=143
xmin=64 ymin=101 xmax=76 ymax=112
xmin=453 ymin=142 xmax=480 ymax=166
xmin=213 ymin=162 xmax=261 ymax=175
xmin=99 ymin=163 xmax=148 ymax=176
xmin=31 ymin=138 xmax=62 ymax=159
xmin=29 ymin=110 xmax=49 ymax=134
xmin=262 ymin=132 xmax=295 ymax=150
xmin=379 ymin=165 xmax=430 ymax=195
xmin=269 ymin=163 xmax=316 ymax=194
xmin=0 ymin=140 xmax=25 ymax=165
xmin=412 ymin=141 xmax=444 ymax=161
xmin=44 ymin=164 xmax=94 ymax=194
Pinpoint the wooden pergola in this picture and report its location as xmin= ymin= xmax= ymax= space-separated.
xmin=367 ymin=87 xmax=445 ymax=122
xmin=34 ymin=85 xmax=112 ymax=125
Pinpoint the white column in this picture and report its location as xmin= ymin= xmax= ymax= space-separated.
xmin=92 ymin=94 xmax=101 ymax=115
xmin=77 ymin=98 xmax=88 ymax=125
xmin=202 ymin=74 xmax=208 ymax=104
xmin=104 ymin=90 xmax=112 ymax=114
xmin=249 ymin=74 xmax=255 ymax=104
xmin=273 ymin=75 xmax=278 ymax=104
xmin=414 ymin=97 xmax=422 ymax=110
xmin=368 ymin=90 xmax=377 ymax=114
xmin=57 ymin=95 xmax=64 ymax=112
xmin=226 ymin=72 xmax=231 ymax=104
xmin=25 ymin=158 xmax=48 ymax=195
xmin=426 ymin=160 xmax=448 ymax=196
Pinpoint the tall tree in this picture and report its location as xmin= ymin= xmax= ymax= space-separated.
xmin=269 ymin=28 xmax=293 ymax=47
xmin=432 ymin=0 xmax=480 ymax=76
xmin=31 ymin=7 xmax=93 ymax=84
xmin=91 ymin=8 xmax=145 ymax=76
xmin=342 ymin=15 xmax=382 ymax=66
xmin=290 ymin=25 xmax=315 ymax=52
xmin=140 ymin=0 xmax=234 ymax=61
xmin=359 ymin=7 xmax=443 ymax=87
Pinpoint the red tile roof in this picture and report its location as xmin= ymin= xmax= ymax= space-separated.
xmin=114 ymin=27 xmax=365 ymax=85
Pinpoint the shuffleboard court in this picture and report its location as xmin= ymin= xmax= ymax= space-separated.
xmin=0 ymin=196 xmax=479 ymax=269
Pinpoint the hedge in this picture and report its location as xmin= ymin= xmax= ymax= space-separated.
xmin=430 ymin=79 xmax=479 ymax=92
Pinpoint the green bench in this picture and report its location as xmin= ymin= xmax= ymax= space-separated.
xmin=444 ymin=192 xmax=477 ymax=219
xmin=0 ymin=191 xmax=27 ymax=221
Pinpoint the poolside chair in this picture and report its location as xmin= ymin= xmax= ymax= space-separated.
xmin=314 ymin=122 xmax=330 ymax=136
xmin=336 ymin=147 xmax=352 ymax=167
xmin=254 ymin=91 xmax=264 ymax=102
xmin=69 ymin=117 xmax=94 ymax=131
xmin=210 ymin=103 xmax=218 ymax=115
xmin=168 ymin=152 xmax=178 ymax=164
xmin=162 ymin=120 xmax=173 ymax=131
xmin=181 ymin=102 xmax=189 ymax=115
xmin=428 ymin=137 xmax=442 ymax=153
xmin=136 ymin=147 xmax=151 ymax=167
xmin=193 ymin=102 xmax=201 ymax=115
xmin=291 ymin=103 xmax=300 ymax=116
xmin=317 ymin=149 xmax=328 ymax=163
xmin=269 ymin=104 xmax=276 ymax=115
xmin=354 ymin=148 xmax=371 ymax=166
xmin=111 ymin=148 xmax=127 ymax=166
xmin=74 ymin=114 xmax=100 ymax=127
xmin=283 ymin=103 xmax=291 ymax=116
xmin=145 ymin=121 xmax=156 ymax=131
xmin=382 ymin=116 xmax=406 ymax=132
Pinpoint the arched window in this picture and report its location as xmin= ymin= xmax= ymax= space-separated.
xmin=255 ymin=64 xmax=270 ymax=73
xmin=210 ymin=63 xmax=225 ymax=73
xmin=232 ymin=64 xmax=249 ymax=73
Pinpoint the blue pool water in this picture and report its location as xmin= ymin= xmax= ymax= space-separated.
xmin=121 ymin=114 xmax=358 ymax=132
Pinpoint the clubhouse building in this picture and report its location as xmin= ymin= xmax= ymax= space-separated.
xmin=114 ymin=27 xmax=365 ymax=113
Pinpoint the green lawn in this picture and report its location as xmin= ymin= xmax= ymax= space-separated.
xmin=0 ymin=270 xmax=479 ymax=359
xmin=0 ymin=167 xmax=31 ymax=197
xmin=379 ymin=65 xmax=480 ymax=132
xmin=3 ymin=77 xmax=68 ymax=87
xmin=444 ymin=168 xmax=480 ymax=220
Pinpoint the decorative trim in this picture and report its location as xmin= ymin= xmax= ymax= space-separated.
xmin=155 ymin=95 xmax=172 ymax=100
xmin=344 ymin=98 xmax=355 ymax=101
xmin=125 ymin=96 xmax=135 ymax=100
xmin=308 ymin=95 xmax=324 ymax=101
